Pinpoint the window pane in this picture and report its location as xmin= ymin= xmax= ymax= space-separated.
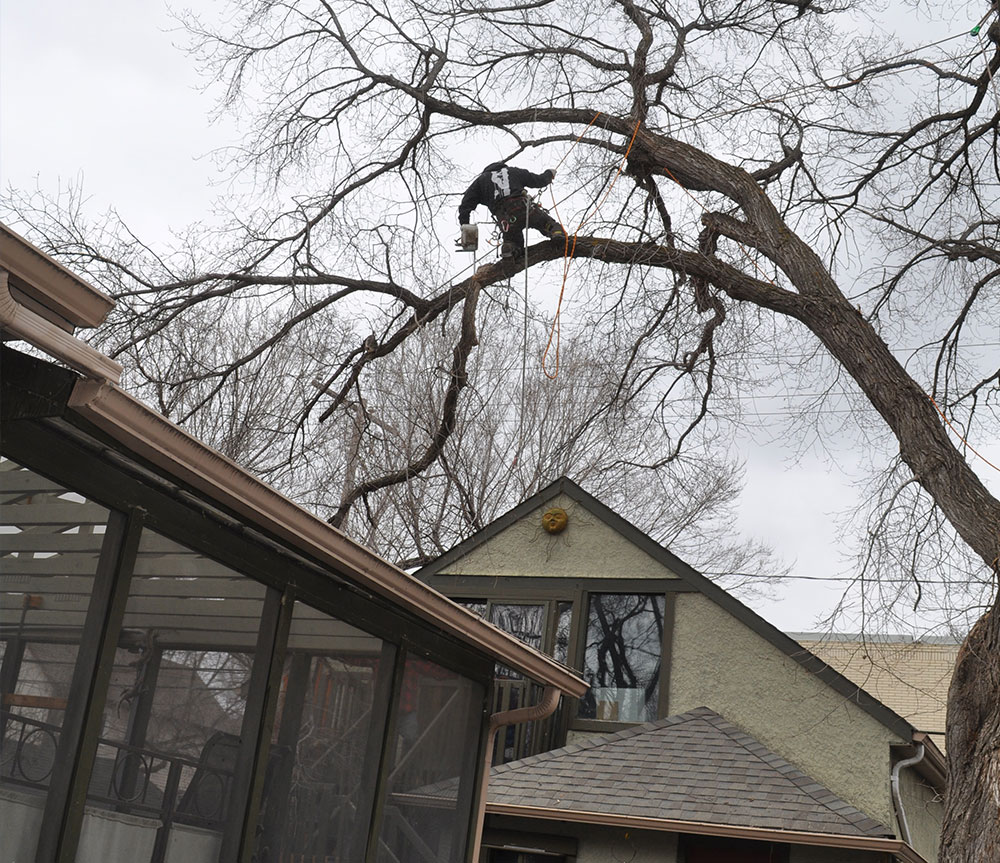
xmin=552 ymin=602 xmax=573 ymax=665
xmin=256 ymin=602 xmax=386 ymax=863
xmin=489 ymin=604 xmax=544 ymax=652
xmin=375 ymin=656 xmax=483 ymax=863
xmin=82 ymin=528 xmax=266 ymax=862
xmin=490 ymin=604 xmax=544 ymax=680
xmin=0 ymin=458 xmax=110 ymax=860
xmin=457 ymin=600 xmax=486 ymax=618
xmin=579 ymin=594 xmax=664 ymax=723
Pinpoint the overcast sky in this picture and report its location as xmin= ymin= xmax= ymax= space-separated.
xmin=3 ymin=1 xmax=997 ymax=634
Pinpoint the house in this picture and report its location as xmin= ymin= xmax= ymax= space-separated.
xmin=417 ymin=478 xmax=946 ymax=863
xmin=0 ymin=223 xmax=586 ymax=863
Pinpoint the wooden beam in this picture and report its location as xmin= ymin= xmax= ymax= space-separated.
xmin=0 ymin=470 xmax=68 ymax=494
xmin=1 ymin=502 xmax=110 ymax=526
xmin=2 ymin=693 xmax=68 ymax=709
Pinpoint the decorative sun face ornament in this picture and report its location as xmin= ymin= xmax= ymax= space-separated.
xmin=541 ymin=506 xmax=569 ymax=534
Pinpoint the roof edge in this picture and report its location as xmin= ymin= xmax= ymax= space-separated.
xmin=485 ymin=804 xmax=928 ymax=863
xmin=0 ymin=223 xmax=114 ymax=329
xmin=1 ymin=271 xmax=122 ymax=383
xmin=63 ymin=378 xmax=586 ymax=698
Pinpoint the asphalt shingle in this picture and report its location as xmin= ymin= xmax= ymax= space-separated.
xmin=486 ymin=706 xmax=893 ymax=837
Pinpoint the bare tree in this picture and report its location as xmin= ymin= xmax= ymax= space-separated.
xmin=305 ymin=318 xmax=781 ymax=592
xmin=6 ymin=0 xmax=1000 ymax=856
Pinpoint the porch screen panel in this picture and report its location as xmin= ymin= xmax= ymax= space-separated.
xmin=375 ymin=656 xmax=483 ymax=863
xmin=81 ymin=528 xmax=265 ymax=863
xmin=0 ymin=457 xmax=110 ymax=860
xmin=579 ymin=593 xmax=664 ymax=723
xmin=255 ymin=601 xmax=386 ymax=863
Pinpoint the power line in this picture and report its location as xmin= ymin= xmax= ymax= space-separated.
xmin=706 ymin=571 xmax=993 ymax=585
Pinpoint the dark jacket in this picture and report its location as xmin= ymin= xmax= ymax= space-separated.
xmin=458 ymin=164 xmax=555 ymax=224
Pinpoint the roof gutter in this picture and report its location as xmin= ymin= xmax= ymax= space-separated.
xmin=484 ymin=804 xmax=929 ymax=863
xmin=472 ymin=686 xmax=562 ymax=859
xmin=64 ymin=378 xmax=587 ymax=699
xmin=910 ymin=732 xmax=946 ymax=787
xmin=0 ymin=271 xmax=121 ymax=383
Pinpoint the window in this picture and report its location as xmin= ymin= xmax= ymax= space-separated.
xmin=0 ymin=459 xmax=111 ymax=859
xmin=490 ymin=604 xmax=545 ymax=679
xmin=578 ymin=594 xmax=664 ymax=723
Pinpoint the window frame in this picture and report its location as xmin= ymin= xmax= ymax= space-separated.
xmin=426 ymin=576 xmax=682 ymax=734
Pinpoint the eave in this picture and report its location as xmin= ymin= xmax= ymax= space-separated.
xmin=486 ymin=803 xmax=929 ymax=863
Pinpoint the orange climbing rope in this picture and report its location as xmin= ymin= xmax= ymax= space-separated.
xmin=542 ymin=117 xmax=641 ymax=379
xmin=927 ymin=394 xmax=1000 ymax=473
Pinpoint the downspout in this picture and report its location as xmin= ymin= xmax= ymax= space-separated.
xmin=891 ymin=743 xmax=925 ymax=846
xmin=470 ymin=685 xmax=562 ymax=860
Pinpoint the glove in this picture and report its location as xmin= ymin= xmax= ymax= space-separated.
xmin=547 ymin=168 xmax=557 ymax=181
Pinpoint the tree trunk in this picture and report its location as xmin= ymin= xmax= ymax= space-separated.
xmin=941 ymin=598 xmax=1000 ymax=862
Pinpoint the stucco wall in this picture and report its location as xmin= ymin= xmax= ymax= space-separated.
xmin=897 ymin=760 xmax=943 ymax=863
xmin=440 ymin=495 xmax=680 ymax=579
xmin=668 ymin=593 xmax=905 ymax=829
xmin=575 ymin=826 xmax=676 ymax=863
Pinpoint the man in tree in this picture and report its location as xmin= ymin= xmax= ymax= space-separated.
xmin=458 ymin=161 xmax=566 ymax=258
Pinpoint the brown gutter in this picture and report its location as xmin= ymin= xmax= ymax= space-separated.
xmin=484 ymin=804 xmax=928 ymax=863
xmin=0 ymin=270 xmax=122 ymax=383
xmin=472 ymin=687 xmax=562 ymax=859
xmin=910 ymin=731 xmax=947 ymax=788
xmin=65 ymin=378 xmax=587 ymax=698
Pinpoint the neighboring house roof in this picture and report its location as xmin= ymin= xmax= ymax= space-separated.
xmin=486 ymin=706 xmax=892 ymax=838
xmin=419 ymin=477 xmax=933 ymax=751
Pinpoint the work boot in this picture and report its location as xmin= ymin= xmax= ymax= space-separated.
xmin=501 ymin=241 xmax=518 ymax=259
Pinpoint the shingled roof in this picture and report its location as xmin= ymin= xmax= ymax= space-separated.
xmin=486 ymin=706 xmax=893 ymax=837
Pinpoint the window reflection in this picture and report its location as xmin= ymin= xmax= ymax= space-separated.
xmin=579 ymin=594 xmax=663 ymax=723
xmin=457 ymin=600 xmax=486 ymax=618
xmin=490 ymin=604 xmax=544 ymax=680
xmin=553 ymin=602 xmax=572 ymax=666
xmin=0 ymin=459 xmax=110 ymax=860
xmin=489 ymin=604 xmax=544 ymax=651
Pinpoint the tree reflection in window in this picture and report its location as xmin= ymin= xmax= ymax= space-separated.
xmin=579 ymin=594 xmax=663 ymax=723
xmin=489 ymin=604 xmax=544 ymax=680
